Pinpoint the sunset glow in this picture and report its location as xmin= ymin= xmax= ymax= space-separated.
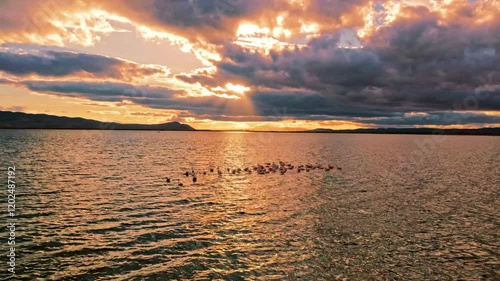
xmin=0 ymin=0 xmax=498 ymax=130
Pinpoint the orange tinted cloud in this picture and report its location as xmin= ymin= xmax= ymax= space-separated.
xmin=0 ymin=45 xmax=169 ymax=81
xmin=0 ymin=0 xmax=499 ymax=130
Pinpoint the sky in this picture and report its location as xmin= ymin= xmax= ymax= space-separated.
xmin=0 ymin=0 xmax=499 ymax=131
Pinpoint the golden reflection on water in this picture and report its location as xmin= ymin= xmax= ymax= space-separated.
xmin=0 ymin=130 xmax=498 ymax=280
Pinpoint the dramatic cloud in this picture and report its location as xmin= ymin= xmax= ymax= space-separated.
xmin=180 ymin=30 xmax=500 ymax=114
xmin=8 ymin=80 xmax=252 ymax=116
xmin=0 ymin=45 xmax=168 ymax=80
xmin=359 ymin=111 xmax=500 ymax=126
xmin=0 ymin=0 xmax=499 ymax=129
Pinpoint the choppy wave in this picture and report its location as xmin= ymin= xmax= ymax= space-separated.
xmin=0 ymin=130 xmax=498 ymax=280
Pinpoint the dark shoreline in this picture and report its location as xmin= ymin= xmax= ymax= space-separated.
xmin=1 ymin=128 xmax=498 ymax=136
xmin=1 ymin=111 xmax=499 ymax=136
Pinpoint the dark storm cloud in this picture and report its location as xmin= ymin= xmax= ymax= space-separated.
xmin=0 ymin=0 xmax=374 ymax=45
xmin=107 ymin=0 xmax=371 ymax=43
xmin=23 ymin=80 xmax=179 ymax=101
xmin=359 ymin=112 xmax=500 ymax=126
xmin=0 ymin=46 xmax=166 ymax=79
xmin=370 ymin=12 xmax=499 ymax=87
xmin=0 ymin=50 xmax=118 ymax=76
xmin=9 ymin=78 xmax=421 ymax=120
xmin=152 ymin=0 xmax=250 ymax=28
xmin=91 ymin=0 xmax=288 ymax=45
xmin=218 ymin=35 xmax=370 ymax=90
xmin=2 ymin=76 xmax=498 ymax=126
xmin=248 ymin=90 xmax=405 ymax=118
xmin=16 ymin=80 xmax=252 ymax=116
xmin=179 ymin=6 xmax=500 ymax=120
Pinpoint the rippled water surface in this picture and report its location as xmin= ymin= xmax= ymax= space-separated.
xmin=0 ymin=130 xmax=498 ymax=280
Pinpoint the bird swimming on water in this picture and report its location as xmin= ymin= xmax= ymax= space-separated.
xmin=168 ymin=161 xmax=342 ymax=185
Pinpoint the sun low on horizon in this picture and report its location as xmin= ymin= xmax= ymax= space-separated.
xmin=0 ymin=0 xmax=499 ymax=131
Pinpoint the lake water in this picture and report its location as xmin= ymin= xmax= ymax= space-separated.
xmin=0 ymin=130 xmax=498 ymax=280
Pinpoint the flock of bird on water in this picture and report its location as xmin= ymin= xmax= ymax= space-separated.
xmin=166 ymin=161 xmax=342 ymax=186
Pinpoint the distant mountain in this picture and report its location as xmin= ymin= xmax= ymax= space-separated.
xmin=308 ymin=127 xmax=500 ymax=136
xmin=309 ymin=128 xmax=337 ymax=133
xmin=0 ymin=111 xmax=195 ymax=131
